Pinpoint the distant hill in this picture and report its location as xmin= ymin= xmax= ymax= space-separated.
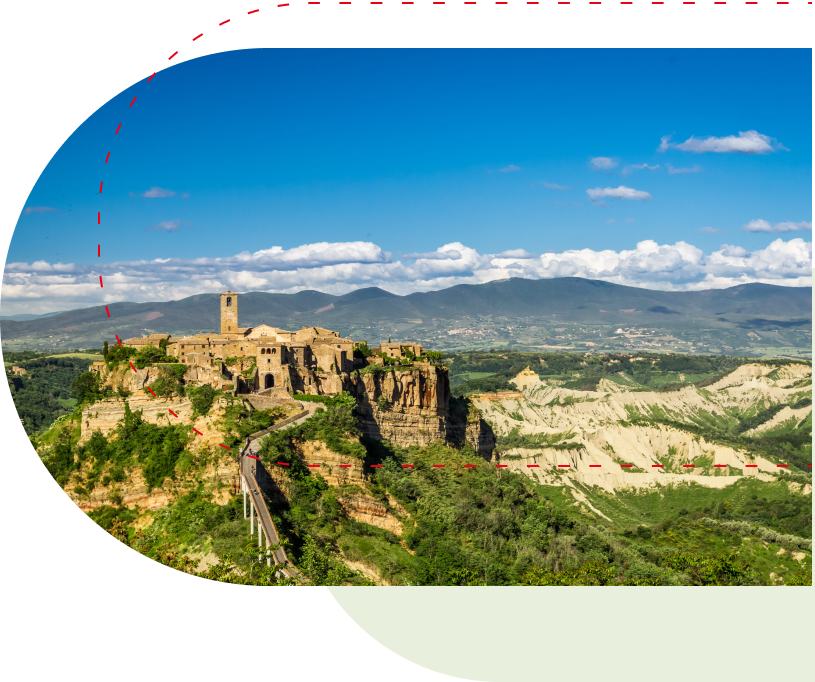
xmin=0 ymin=311 xmax=66 ymax=322
xmin=1 ymin=277 xmax=811 ymax=352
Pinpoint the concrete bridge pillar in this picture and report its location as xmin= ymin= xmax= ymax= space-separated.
xmin=243 ymin=477 xmax=247 ymax=519
xmin=250 ymin=498 xmax=254 ymax=536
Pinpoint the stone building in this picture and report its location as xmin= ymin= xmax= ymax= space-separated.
xmin=123 ymin=290 xmax=423 ymax=397
xmin=122 ymin=333 xmax=171 ymax=349
xmin=376 ymin=342 xmax=424 ymax=359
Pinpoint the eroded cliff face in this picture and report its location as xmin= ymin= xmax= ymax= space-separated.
xmin=342 ymin=365 xmax=495 ymax=457
xmin=68 ymin=448 xmax=239 ymax=513
xmin=100 ymin=362 xmax=230 ymax=393
xmin=78 ymin=394 xmax=232 ymax=446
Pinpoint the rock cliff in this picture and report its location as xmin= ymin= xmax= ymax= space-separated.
xmin=344 ymin=364 xmax=494 ymax=458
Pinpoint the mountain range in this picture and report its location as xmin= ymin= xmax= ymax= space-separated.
xmin=1 ymin=277 xmax=811 ymax=352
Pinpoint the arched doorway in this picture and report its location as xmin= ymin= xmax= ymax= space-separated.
xmin=264 ymin=374 xmax=274 ymax=389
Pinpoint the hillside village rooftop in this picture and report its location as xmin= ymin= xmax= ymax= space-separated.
xmin=123 ymin=290 xmax=423 ymax=396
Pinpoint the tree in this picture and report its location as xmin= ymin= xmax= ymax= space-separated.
xmin=71 ymin=371 xmax=101 ymax=404
xmin=661 ymin=552 xmax=754 ymax=586
xmin=103 ymin=340 xmax=109 ymax=360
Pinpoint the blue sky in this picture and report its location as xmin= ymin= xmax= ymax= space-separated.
xmin=5 ymin=48 xmax=812 ymax=313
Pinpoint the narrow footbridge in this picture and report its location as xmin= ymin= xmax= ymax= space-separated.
xmin=238 ymin=405 xmax=313 ymax=578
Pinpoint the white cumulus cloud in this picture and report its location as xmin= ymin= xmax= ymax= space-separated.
xmin=147 ymin=220 xmax=182 ymax=232
xmin=659 ymin=130 xmax=786 ymax=155
xmin=2 ymin=238 xmax=810 ymax=315
xmin=141 ymin=186 xmax=177 ymax=198
xmin=743 ymin=219 xmax=812 ymax=233
xmin=622 ymin=163 xmax=659 ymax=176
xmin=590 ymin=157 xmax=618 ymax=171
xmin=667 ymin=164 xmax=702 ymax=175
xmin=586 ymin=186 xmax=652 ymax=201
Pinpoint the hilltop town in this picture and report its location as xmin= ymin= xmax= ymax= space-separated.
xmin=110 ymin=290 xmax=429 ymax=397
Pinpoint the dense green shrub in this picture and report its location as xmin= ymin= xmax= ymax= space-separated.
xmin=188 ymin=384 xmax=217 ymax=416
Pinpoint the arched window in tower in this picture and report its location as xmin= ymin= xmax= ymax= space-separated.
xmin=226 ymin=296 xmax=232 ymax=307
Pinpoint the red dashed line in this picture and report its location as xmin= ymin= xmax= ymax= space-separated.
xmin=746 ymin=464 xmax=758 ymax=468
xmin=401 ymin=464 xmax=414 ymax=468
xmin=248 ymin=8 xmax=259 ymax=12
xmin=99 ymin=181 xmax=103 ymax=193
xmin=97 ymin=212 xmax=100 ymax=224
xmin=97 ymin=245 xmax=100 ymax=257
xmin=621 ymin=464 xmax=633 ymax=468
xmin=307 ymin=464 xmax=320 ymax=467
xmin=105 ymin=151 xmax=110 ymax=163
xmin=147 ymin=387 xmax=156 ymax=397
xmin=247 ymin=454 xmax=259 ymax=460
xmin=558 ymin=464 xmax=570 ymax=468
xmin=432 ymin=464 xmax=445 ymax=468
xmin=683 ymin=464 xmax=695 ymax=468
xmin=777 ymin=464 xmax=789 ymax=467
xmin=279 ymin=3 xmax=289 ymax=5
xmin=714 ymin=464 xmax=727 ymax=467
xmin=169 ymin=409 xmax=179 ymax=418
xmin=277 ymin=462 xmax=290 ymax=466
xmin=339 ymin=464 xmax=351 ymax=468
xmin=652 ymin=464 xmax=664 ymax=467
xmin=527 ymin=464 xmax=540 ymax=468
xmin=105 ymin=306 xmax=110 ymax=317
xmin=99 ymin=275 xmax=103 ymax=288
xmin=169 ymin=51 xmax=178 ymax=60
xmin=463 ymin=464 xmax=477 ymax=468
xmin=220 ymin=19 xmax=231 ymax=25
xmin=589 ymin=464 xmax=601 ymax=467
xmin=496 ymin=464 xmax=508 ymax=468
xmin=129 ymin=362 xmax=137 ymax=373
xmin=129 ymin=96 xmax=137 ymax=107
xmin=192 ymin=428 xmax=203 ymax=435
xmin=372 ymin=1 xmax=383 ymax=3
xmin=219 ymin=444 xmax=231 ymax=450
xmin=371 ymin=464 xmax=383 ymax=468
xmin=147 ymin=72 xmax=156 ymax=82
xmin=115 ymin=123 xmax=121 ymax=134
xmin=193 ymin=33 xmax=203 ymax=41
xmin=115 ymin=335 xmax=121 ymax=345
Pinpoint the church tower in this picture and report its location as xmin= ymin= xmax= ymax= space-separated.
xmin=220 ymin=291 xmax=238 ymax=334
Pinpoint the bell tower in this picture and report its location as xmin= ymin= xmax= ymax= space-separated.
xmin=220 ymin=291 xmax=238 ymax=334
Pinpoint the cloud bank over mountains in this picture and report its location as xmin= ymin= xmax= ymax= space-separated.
xmin=2 ymin=238 xmax=811 ymax=315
